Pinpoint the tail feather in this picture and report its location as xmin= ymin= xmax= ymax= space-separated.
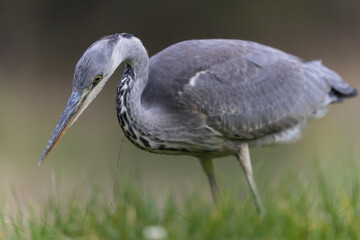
xmin=329 ymin=87 xmax=357 ymax=103
xmin=307 ymin=60 xmax=357 ymax=103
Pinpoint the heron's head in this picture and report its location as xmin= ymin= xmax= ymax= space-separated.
xmin=39 ymin=33 xmax=134 ymax=166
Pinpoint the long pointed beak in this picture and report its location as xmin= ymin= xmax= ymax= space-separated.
xmin=39 ymin=91 xmax=86 ymax=166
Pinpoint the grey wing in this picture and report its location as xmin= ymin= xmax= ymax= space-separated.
xmin=144 ymin=39 xmax=356 ymax=139
xmin=180 ymin=47 xmax=351 ymax=139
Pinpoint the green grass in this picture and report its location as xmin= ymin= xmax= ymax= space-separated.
xmin=1 ymin=162 xmax=360 ymax=240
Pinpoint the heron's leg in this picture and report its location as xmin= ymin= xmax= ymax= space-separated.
xmin=236 ymin=142 xmax=265 ymax=214
xmin=199 ymin=158 xmax=220 ymax=203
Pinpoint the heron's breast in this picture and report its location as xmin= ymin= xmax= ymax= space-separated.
xmin=117 ymin=104 xmax=235 ymax=156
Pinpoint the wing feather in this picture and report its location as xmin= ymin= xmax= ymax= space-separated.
xmin=144 ymin=39 xmax=354 ymax=140
xmin=179 ymin=46 xmax=329 ymax=139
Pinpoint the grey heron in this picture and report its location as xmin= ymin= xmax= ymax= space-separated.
xmin=39 ymin=33 xmax=357 ymax=213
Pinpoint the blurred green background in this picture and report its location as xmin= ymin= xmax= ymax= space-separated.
xmin=0 ymin=0 xmax=359 ymax=208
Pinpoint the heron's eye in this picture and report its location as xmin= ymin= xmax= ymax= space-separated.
xmin=93 ymin=75 xmax=103 ymax=83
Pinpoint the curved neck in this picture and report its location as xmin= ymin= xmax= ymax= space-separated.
xmin=114 ymin=37 xmax=153 ymax=136
xmin=112 ymin=37 xmax=149 ymax=83
xmin=109 ymin=37 xmax=150 ymax=114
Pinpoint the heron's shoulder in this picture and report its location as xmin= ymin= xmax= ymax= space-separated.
xmin=149 ymin=39 xmax=300 ymax=77
xmin=150 ymin=39 xmax=291 ymax=61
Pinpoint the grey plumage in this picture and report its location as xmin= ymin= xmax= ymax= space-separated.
xmin=40 ymin=33 xmax=357 ymax=213
xmin=144 ymin=40 xmax=355 ymax=146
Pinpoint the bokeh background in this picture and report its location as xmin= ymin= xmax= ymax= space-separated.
xmin=0 ymin=0 xmax=359 ymax=207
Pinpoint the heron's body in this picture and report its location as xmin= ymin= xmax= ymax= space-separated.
xmin=40 ymin=33 xmax=357 ymax=213
xmin=116 ymin=37 xmax=355 ymax=156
